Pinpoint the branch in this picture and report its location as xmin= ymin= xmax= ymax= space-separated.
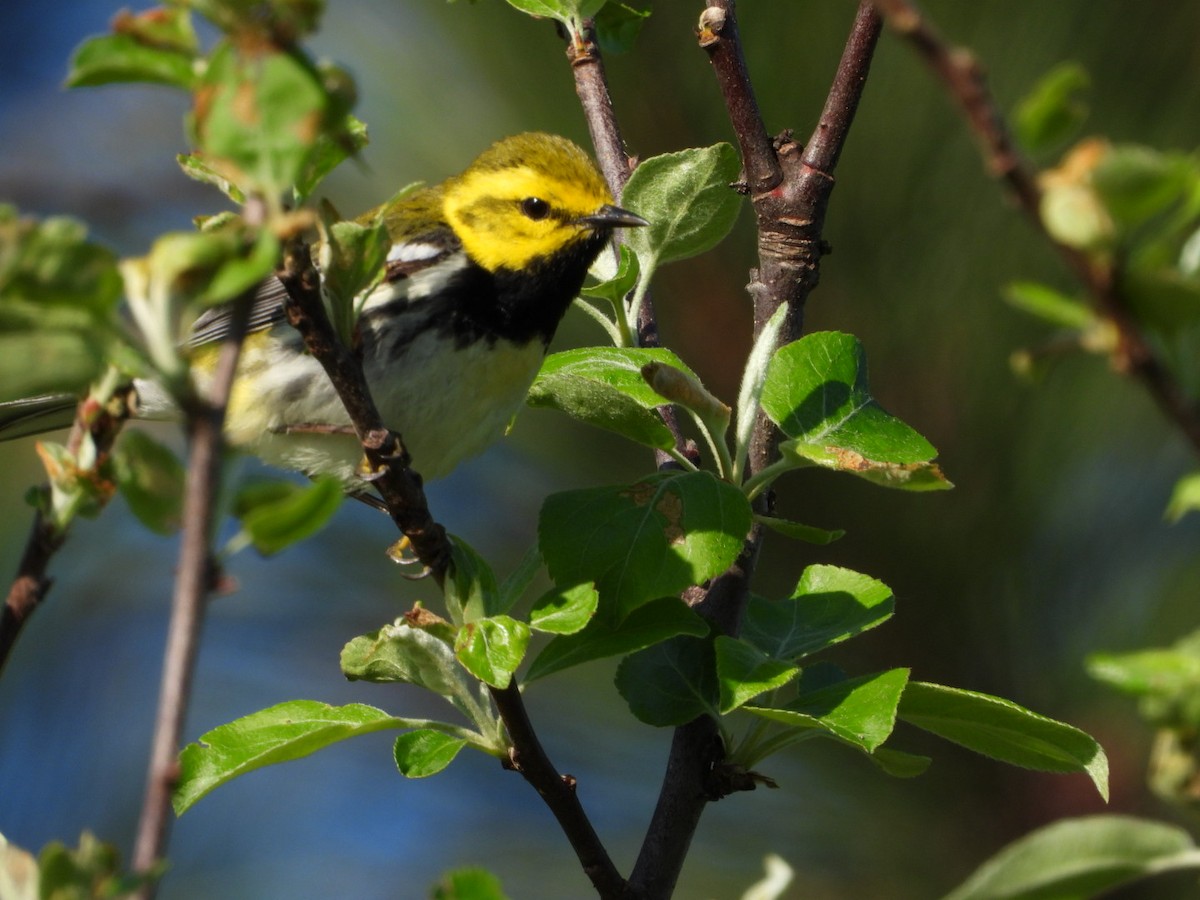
xmin=629 ymin=6 xmax=881 ymax=897
xmin=131 ymin=288 xmax=253 ymax=890
xmin=276 ymin=234 xmax=627 ymax=895
xmin=873 ymin=0 xmax=1200 ymax=456
xmin=0 ymin=387 xmax=134 ymax=674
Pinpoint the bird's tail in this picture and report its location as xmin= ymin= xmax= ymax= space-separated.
xmin=0 ymin=394 xmax=80 ymax=441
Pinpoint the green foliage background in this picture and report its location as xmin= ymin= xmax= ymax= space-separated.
xmin=1 ymin=1 xmax=1199 ymax=897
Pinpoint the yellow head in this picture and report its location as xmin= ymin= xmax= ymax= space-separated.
xmin=442 ymin=133 xmax=630 ymax=273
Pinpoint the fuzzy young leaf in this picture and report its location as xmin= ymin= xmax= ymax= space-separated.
xmin=615 ymin=635 xmax=719 ymax=727
xmin=529 ymin=346 xmax=696 ymax=450
xmin=745 ymin=668 xmax=909 ymax=755
xmin=342 ymin=618 xmax=463 ymax=693
xmin=942 ymin=815 xmax=1200 ymax=900
xmin=174 ymin=701 xmax=416 ymax=813
xmin=715 ymin=636 xmax=799 ymax=713
xmin=539 ymin=470 xmax=752 ymax=619
xmin=582 ymin=244 xmax=640 ymax=306
xmin=899 ymin=681 xmax=1110 ymax=800
xmin=112 ymin=430 xmax=184 ymax=535
xmin=1014 ymin=62 xmax=1090 ymax=154
xmin=741 ymin=565 xmax=894 ymax=661
xmin=734 ymin=304 xmax=789 ymax=479
xmin=231 ymin=476 xmax=342 ymax=555
xmin=454 ymin=616 xmax=530 ymax=689
xmin=393 ymin=729 xmax=467 ymax=779
xmin=525 ymin=597 xmax=708 ymax=682
xmin=530 ymin=582 xmax=599 ymax=635
xmin=622 ymin=144 xmax=742 ymax=272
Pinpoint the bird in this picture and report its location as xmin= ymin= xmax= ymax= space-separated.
xmin=0 ymin=132 xmax=648 ymax=486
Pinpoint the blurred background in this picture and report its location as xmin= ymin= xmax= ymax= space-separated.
xmin=2 ymin=1 xmax=1200 ymax=897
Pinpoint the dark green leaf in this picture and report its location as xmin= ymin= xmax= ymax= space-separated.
xmin=741 ymin=565 xmax=894 ymax=661
xmin=113 ymin=430 xmax=184 ymax=535
xmin=525 ymin=597 xmax=708 ymax=682
xmin=539 ymin=470 xmax=752 ymax=619
xmin=899 ymin=681 xmax=1109 ymax=800
xmin=174 ymin=701 xmax=412 ymax=813
xmin=454 ymin=615 xmax=530 ymax=689
xmin=581 ymin=244 xmax=640 ymax=306
xmin=595 ymin=3 xmax=650 ymax=54
xmin=870 ymin=747 xmax=932 ymax=778
xmin=714 ymin=636 xmax=799 ymax=713
xmin=1014 ymin=62 xmax=1090 ymax=154
xmin=529 ymin=347 xmax=697 ymax=450
xmin=1093 ymin=145 xmax=1195 ymax=230
xmin=493 ymin=544 xmax=543 ymax=616
xmin=530 ymin=582 xmax=599 ymax=635
xmin=233 ymin=475 xmax=342 ymax=555
xmin=615 ymin=635 xmax=718 ymax=726
xmin=295 ymin=112 xmax=369 ymax=201
xmin=942 ymin=815 xmax=1200 ymax=900
xmin=393 ymin=729 xmax=467 ymax=778
xmin=745 ymin=668 xmax=909 ymax=753
xmin=622 ymin=144 xmax=742 ymax=271
xmin=445 ymin=536 xmax=500 ymax=624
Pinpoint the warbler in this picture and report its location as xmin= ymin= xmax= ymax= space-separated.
xmin=0 ymin=133 xmax=647 ymax=484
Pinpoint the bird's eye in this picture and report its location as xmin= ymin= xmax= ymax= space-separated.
xmin=520 ymin=197 xmax=551 ymax=221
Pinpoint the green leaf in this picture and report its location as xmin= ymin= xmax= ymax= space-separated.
xmin=622 ymin=144 xmax=742 ymax=272
xmin=231 ymin=475 xmax=342 ymax=555
xmin=761 ymin=331 xmax=939 ymax=465
xmin=741 ymin=565 xmax=894 ymax=661
xmin=745 ymin=668 xmax=910 ymax=753
xmin=525 ymin=597 xmax=708 ymax=682
xmin=780 ymin=439 xmax=952 ymax=491
xmin=1093 ymin=145 xmax=1195 ymax=231
xmin=174 ymin=701 xmax=415 ymax=813
xmin=615 ymin=635 xmax=719 ymax=726
xmin=112 ymin=430 xmax=184 ymax=535
xmin=539 ymin=470 xmax=752 ymax=619
xmin=582 ymin=244 xmax=640 ymax=306
xmin=1086 ymin=630 xmax=1200 ymax=711
xmin=1166 ymin=472 xmax=1200 ymax=520
xmin=454 ymin=616 xmax=530 ymax=689
xmin=177 ymin=153 xmax=247 ymax=204
xmin=393 ymin=729 xmax=467 ymax=778
xmin=528 ymin=346 xmax=697 ymax=450
xmin=530 ymin=582 xmax=599 ymax=635
xmin=294 ymin=111 xmax=369 ymax=201
xmin=0 ymin=208 xmax=123 ymax=401
xmin=445 ymin=536 xmax=500 ymax=624
xmin=1004 ymin=281 xmax=1096 ymax=331
xmin=67 ymin=15 xmax=198 ymax=90
xmin=501 ymin=0 xmax=605 ymax=28
xmin=1014 ymin=62 xmax=1090 ymax=154
xmin=595 ymin=3 xmax=650 ymax=54
xmin=870 ymin=747 xmax=932 ymax=778
xmin=433 ymin=867 xmax=511 ymax=900
xmin=942 ymin=815 xmax=1200 ymax=900
xmin=341 ymin=618 xmax=465 ymax=697
xmin=714 ymin=636 xmax=799 ymax=713
xmin=733 ymin=304 xmax=789 ymax=480
xmin=493 ymin=544 xmax=543 ymax=616
xmin=189 ymin=42 xmax=332 ymax=198
xmin=754 ymin=515 xmax=844 ymax=545
xmin=899 ymin=681 xmax=1110 ymax=800
xmin=318 ymin=207 xmax=389 ymax=343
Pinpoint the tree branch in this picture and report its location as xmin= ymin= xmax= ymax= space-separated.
xmin=629 ymin=5 xmax=882 ymax=897
xmin=132 ymin=287 xmax=253 ymax=890
xmin=873 ymin=0 xmax=1200 ymax=455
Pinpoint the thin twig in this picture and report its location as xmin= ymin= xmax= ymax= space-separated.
xmin=131 ymin=289 xmax=253 ymax=890
xmin=873 ymin=0 xmax=1200 ymax=455
xmin=1 ymin=387 xmax=134 ymax=674
xmin=629 ymin=5 xmax=882 ymax=897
